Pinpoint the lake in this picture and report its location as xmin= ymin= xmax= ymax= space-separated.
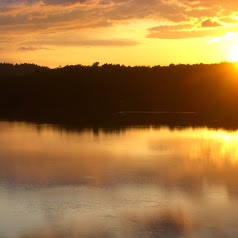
xmin=1 ymin=120 xmax=238 ymax=238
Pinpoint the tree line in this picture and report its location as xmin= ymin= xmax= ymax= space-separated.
xmin=0 ymin=62 xmax=238 ymax=126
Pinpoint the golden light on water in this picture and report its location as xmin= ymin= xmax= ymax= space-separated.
xmin=1 ymin=122 xmax=238 ymax=238
xmin=1 ymin=122 xmax=238 ymax=186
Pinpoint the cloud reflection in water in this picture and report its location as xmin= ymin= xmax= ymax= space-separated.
xmin=1 ymin=121 xmax=238 ymax=238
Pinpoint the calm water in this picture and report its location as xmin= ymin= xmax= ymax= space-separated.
xmin=1 ymin=121 xmax=238 ymax=238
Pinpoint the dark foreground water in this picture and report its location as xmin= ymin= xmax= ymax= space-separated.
xmin=1 ymin=121 xmax=238 ymax=238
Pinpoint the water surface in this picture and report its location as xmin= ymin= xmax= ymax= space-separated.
xmin=1 ymin=121 xmax=238 ymax=238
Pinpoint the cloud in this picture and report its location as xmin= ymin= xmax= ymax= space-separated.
xmin=0 ymin=0 xmax=90 ymax=6
xmin=18 ymin=46 xmax=52 ymax=51
xmin=147 ymin=23 xmax=205 ymax=39
xmin=201 ymin=18 xmax=222 ymax=27
xmin=0 ymin=0 xmax=227 ymax=34
xmin=39 ymin=0 xmax=88 ymax=5
xmin=69 ymin=39 xmax=140 ymax=47
xmin=0 ymin=1 xmax=115 ymax=35
xmin=30 ymin=38 xmax=140 ymax=47
xmin=0 ymin=0 xmax=238 ymax=45
xmin=147 ymin=17 xmax=238 ymax=39
xmin=1 ymin=0 xmax=238 ymax=26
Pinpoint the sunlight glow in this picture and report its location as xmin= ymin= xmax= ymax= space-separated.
xmin=228 ymin=44 xmax=238 ymax=63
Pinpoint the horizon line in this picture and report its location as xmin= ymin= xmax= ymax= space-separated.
xmin=1 ymin=60 xmax=238 ymax=69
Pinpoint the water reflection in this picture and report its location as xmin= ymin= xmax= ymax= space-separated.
xmin=1 ymin=121 xmax=238 ymax=237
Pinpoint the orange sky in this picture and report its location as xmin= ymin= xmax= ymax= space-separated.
xmin=1 ymin=0 xmax=238 ymax=67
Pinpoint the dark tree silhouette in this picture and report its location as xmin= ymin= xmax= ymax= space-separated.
xmin=0 ymin=63 xmax=49 ymax=78
xmin=0 ymin=62 xmax=238 ymax=127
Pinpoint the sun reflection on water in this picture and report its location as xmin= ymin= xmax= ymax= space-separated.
xmin=1 ymin=121 xmax=238 ymax=238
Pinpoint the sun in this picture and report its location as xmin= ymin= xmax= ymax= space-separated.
xmin=228 ymin=45 xmax=238 ymax=62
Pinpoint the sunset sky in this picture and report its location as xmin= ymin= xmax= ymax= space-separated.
xmin=1 ymin=0 xmax=238 ymax=67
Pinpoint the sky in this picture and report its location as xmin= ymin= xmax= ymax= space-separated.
xmin=1 ymin=0 xmax=238 ymax=67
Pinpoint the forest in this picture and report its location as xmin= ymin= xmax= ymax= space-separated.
xmin=0 ymin=62 xmax=238 ymax=128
